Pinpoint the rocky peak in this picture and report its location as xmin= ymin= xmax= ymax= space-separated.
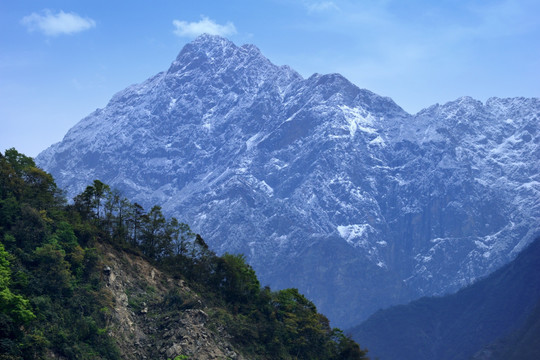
xmin=36 ymin=35 xmax=540 ymax=329
xmin=167 ymin=35 xmax=284 ymax=83
xmin=416 ymin=96 xmax=484 ymax=119
xmin=168 ymin=35 xmax=236 ymax=73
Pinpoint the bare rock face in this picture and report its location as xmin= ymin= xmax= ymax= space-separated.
xmin=97 ymin=243 xmax=245 ymax=360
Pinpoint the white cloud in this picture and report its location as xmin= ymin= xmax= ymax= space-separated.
xmin=21 ymin=10 xmax=96 ymax=36
xmin=172 ymin=16 xmax=237 ymax=38
xmin=306 ymin=1 xmax=340 ymax=13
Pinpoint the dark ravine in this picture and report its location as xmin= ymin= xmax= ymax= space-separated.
xmin=348 ymin=236 xmax=540 ymax=360
xmin=36 ymin=34 xmax=540 ymax=328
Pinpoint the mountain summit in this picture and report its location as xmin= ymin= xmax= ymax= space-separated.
xmin=37 ymin=35 xmax=540 ymax=328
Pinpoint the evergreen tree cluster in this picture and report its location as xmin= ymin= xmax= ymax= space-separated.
xmin=72 ymin=178 xmax=202 ymax=263
xmin=0 ymin=148 xmax=368 ymax=360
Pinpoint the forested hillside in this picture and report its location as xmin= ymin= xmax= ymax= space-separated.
xmin=0 ymin=148 xmax=367 ymax=360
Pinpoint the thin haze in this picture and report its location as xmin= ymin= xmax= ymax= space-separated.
xmin=1 ymin=0 xmax=539 ymax=157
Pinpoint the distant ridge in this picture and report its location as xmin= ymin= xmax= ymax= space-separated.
xmin=349 ymin=236 xmax=540 ymax=360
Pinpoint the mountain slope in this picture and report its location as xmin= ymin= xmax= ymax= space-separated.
xmin=349 ymin=236 xmax=540 ymax=360
xmin=36 ymin=35 xmax=540 ymax=327
xmin=0 ymin=148 xmax=368 ymax=360
xmin=471 ymin=298 xmax=540 ymax=360
xmin=96 ymin=241 xmax=245 ymax=360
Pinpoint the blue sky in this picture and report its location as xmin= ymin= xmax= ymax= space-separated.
xmin=1 ymin=0 xmax=539 ymax=157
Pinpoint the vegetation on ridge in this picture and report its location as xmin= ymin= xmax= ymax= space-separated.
xmin=0 ymin=148 xmax=368 ymax=359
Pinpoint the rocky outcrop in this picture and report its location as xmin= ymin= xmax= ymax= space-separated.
xmin=97 ymin=243 xmax=244 ymax=360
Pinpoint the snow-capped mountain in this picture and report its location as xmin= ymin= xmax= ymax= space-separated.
xmin=36 ymin=35 xmax=540 ymax=328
